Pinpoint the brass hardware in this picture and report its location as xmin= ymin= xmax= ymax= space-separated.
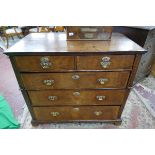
xmin=94 ymin=111 xmax=103 ymax=116
xmin=72 ymin=74 xmax=80 ymax=80
xmin=48 ymin=96 xmax=58 ymax=101
xmin=97 ymin=78 xmax=108 ymax=85
xmin=73 ymin=107 xmax=80 ymax=111
xmin=40 ymin=56 xmax=52 ymax=69
xmin=96 ymin=96 xmax=106 ymax=101
xmin=73 ymin=92 xmax=80 ymax=96
xmin=43 ymin=79 xmax=54 ymax=86
xmin=50 ymin=112 xmax=60 ymax=117
xmin=100 ymin=56 xmax=111 ymax=68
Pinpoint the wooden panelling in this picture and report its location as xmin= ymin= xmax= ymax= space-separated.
xmin=127 ymin=54 xmax=142 ymax=87
xmin=21 ymin=71 xmax=130 ymax=90
xmin=28 ymin=89 xmax=128 ymax=106
xmin=15 ymin=56 xmax=74 ymax=72
xmin=77 ymin=55 xmax=135 ymax=70
xmin=33 ymin=106 xmax=120 ymax=121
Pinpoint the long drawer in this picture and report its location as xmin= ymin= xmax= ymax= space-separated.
xmin=77 ymin=55 xmax=135 ymax=70
xmin=33 ymin=106 xmax=120 ymax=121
xmin=28 ymin=90 xmax=128 ymax=106
xmin=14 ymin=56 xmax=74 ymax=72
xmin=21 ymin=71 xmax=130 ymax=90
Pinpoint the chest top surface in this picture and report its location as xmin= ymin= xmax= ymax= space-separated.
xmin=4 ymin=32 xmax=147 ymax=56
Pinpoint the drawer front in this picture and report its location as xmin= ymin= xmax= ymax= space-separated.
xmin=33 ymin=106 xmax=120 ymax=121
xmin=28 ymin=90 xmax=128 ymax=106
xmin=21 ymin=72 xmax=130 ymax=90
xmin=77 ymin=55 xmax=135 ymax=70
xmin=14 ymin=56 xmax=74 ymax=71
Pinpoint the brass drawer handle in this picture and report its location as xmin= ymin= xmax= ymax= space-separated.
xmin=43 ymin=79 xmax=54 ymax=86
xmin=40 ymin=56 xmax=52 ymax=69
xmin=96 ymin=95 xmax=106 ymax=101
xmin=72 ymin=74 xmax=80 ymax=80
xmin=73 ymin=92 xmax=80 ymax=96
xmin=97 ymin=78 xmax=108 ymax=85
xmin=48 ymin=96 xmax=58 ymax=101
xmin=50 ymin=112 xmax=60 ymax=117
xmin=94 ymin=111 xmax=103 ymax=116
xmin=100 ymin=56 xmax=111 ymax=68
xmin=73 ymin=107 xmax=80 ymax=111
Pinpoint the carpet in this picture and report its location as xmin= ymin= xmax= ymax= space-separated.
xmin=133 ymin=75 xmax=155 ymax=118
xmin=0 ymin=52 xmax=25 ymax=124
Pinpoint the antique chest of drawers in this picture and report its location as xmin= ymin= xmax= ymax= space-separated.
xmin=4 ymin=32 xmax=147 ymax=126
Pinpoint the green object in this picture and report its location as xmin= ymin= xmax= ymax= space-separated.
xmin=0 ymin=95 xmax=20 ymax=129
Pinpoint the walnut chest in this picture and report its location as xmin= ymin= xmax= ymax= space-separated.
xmin=4 ymin=32 xmax=147 ymax=126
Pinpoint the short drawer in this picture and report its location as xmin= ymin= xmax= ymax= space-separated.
xmin=28 ymin=89 xmax=128 ymax=106
xmin=77 ymin=55 xmax=135 ymax=70
xmin=33 ymin=106 xmax=120 ymax=121
xmin=14 ymin=56 xmax=74 ymax=72
xmin=21 ymin=71 xmax=130 ymax=90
